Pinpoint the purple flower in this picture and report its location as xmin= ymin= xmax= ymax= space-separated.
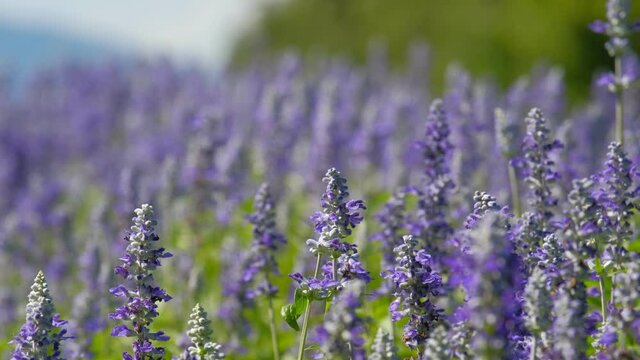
xmin=10 ymin=271 xmax=69 ymax=359
xmin=594 ymin=318 xmax=619 ymax=356
xmin=301 ymin=168 xmax=369 ymax=291
xmin=369 ymin=328 xmax=398 ymax=360
xmin=382 ymin=235 xmax=443 ymax=351
xmin=613 ymin=259 xmax=640 ymax=326
xmin=109 ymin=204 xmax=172 ymax=359
xmin=372 ymin=188 xmax=412 ymax=295
xmin=289 ymin=273 xmax=341 ymax=301
xmin=591 ymin=0 xmax=640 ymax=57
xmin=522 ymin=266 xmax=552 ymax=358
xmin=309 ymin=168 xmax=366 ymax=244
xmin=595 ymin=142 xmax=636 ymax=252
xmin=562 ymin=177 xmax=606 ymax=260
xmin=217 ymin=239 xmax=253 ymax=353
xmin=464 ymin=191 xmax=512 ymax=230
xmin=413 ymin=99 xmax=454 ymax=254
xmin=520 ymin=108 xmax=563 ymax=229
xmin=466 ymin=214 xmax=524 ymax=358
xmin=323 ymin=253 xmax=371 ymax=283
xmin=422 ymin=323 xmax=473 ymax=360
xmin=312 ymin=281 xmax=367 ymax=360
xmin=243 ymin=183 xmax=287 ymax=298
xmin=551 ymin=287 xmax=587 ymax=359
xmin=68 ymin=221 xmax=109 ymax=359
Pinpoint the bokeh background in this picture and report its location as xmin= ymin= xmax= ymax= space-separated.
xmin=1 ymin=1 xmax=640 ymax=359
xmin=2 ymin=0 xmax=639 ymax=99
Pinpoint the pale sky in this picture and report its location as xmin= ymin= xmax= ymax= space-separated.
xmin=0 ymin=0 xmax=272 ymax=68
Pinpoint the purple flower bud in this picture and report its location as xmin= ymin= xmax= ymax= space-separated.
xmin=382 ymin=235 xmax=443 ymax=351
xmin=414 ymin=100 xmax=454 ymax=254
xmin=11 ymin=271 xmax=69 ymax=359
xmin=520 ymin=108 xmax=562 ymax=228
xmin=109 ymin=204 xmax=171 ymax=359
xmin=244 ymin=183 xmax=287 ymax=299
xmin=312 ymin=281 xmax=367 ymax=360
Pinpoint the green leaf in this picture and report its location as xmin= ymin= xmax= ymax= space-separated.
xmin=281 ymin=304 xmax=300 ymax=331
xmin=293 ymin=289 xmax=307 ymax=316
xmin=305 ymin=344 xmax=322 ymax=352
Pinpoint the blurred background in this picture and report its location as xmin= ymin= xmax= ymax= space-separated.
xmin=1 ymin=1 xmax=640 ymax=358
xmin=2 ymin=0 xmax=639 ymax=100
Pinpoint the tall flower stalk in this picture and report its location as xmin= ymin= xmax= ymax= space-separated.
xmin=551 ymin=287 xmax=587 ymax=359
xmin=414 ymin=99 xmax=454 ymax=255
xmin=245 ymin=183 xmax=287 ymax=360
xmin=284 ymin=168 xmax=367 ymax=360
xmin=594 ymin=142 xmax=636 ymax=317
xmin=369 ymin=328 xmax=398 ymax=360
xmin=560 ymin=179 xmax=600 ymax=357
xmin=373 ymin=187 xmax=410 ymax=295
xmin=466 ymin=214 xmax=522 ymax=359
xmin=109 ymin=204 xmax=173 ymax=360
xmin=180 ymin=303 xmax=225 ymax=359
xmin=382 ymin=235 xmax=443 ymax=355
xmin=523 ymin=267 xmax=552 ymax=359
xmin=520 ymin=107 xmax=562 ymax=230
xmin=11 ymin=271 xmax=69 ymax=359
xmin=495 ymin=107 xmax=522 ymax=217
xmin=590 ymin=0 xmax=640 ymax=146
xmin=313 ymin=281 xmax=367 ymax=360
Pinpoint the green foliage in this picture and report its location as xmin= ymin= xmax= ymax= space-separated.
xmin=281 ymin=289 xmax=306 ymax=331
xmin=232 ymin=0 xmax=640 ymax=101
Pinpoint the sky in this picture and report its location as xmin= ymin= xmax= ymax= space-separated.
xmin=0 ymin=0 xmax=271 ymax=69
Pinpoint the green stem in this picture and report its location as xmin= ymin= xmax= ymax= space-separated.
xmin=265 ymin=273 xmax=280 ymax=360
xmin=599 ymin=276 xmax=607 ymax=324
xmin=508 ymin=163 xmax=522 ymax=217
xmin=297 ymin=254 xmax=323 ymax=360
xmin=610 ymin=273 xmax=615 ymax=307
xmin=615 ymin=55 xmax=624 ymax=147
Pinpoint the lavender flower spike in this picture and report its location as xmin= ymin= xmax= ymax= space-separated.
xmin=369 ymin=328 xmax=399 ymax=360
xmin=181 ymin=303 xmax=225 ymax=360
xmin=464 ymin=191 xmax=511 ymax=230
xmin=245 ymin=183 xmax=286 ymax=360
xmin=290 ymin=168 xmax=367 ymax=360
xmin=109 ymin=204 xmax=173 ymax=360
xmin=523 ymin=267 xmax=552 ymax=358
xmin=307 ymin=167 xmax=366 ymax=260
xmin=551 ymin=288 xmax=587 ymax=360
xmin=598 ymin=142 xmax=635 ymax=256
xmin=415 ymin=99 xmax=454 ymax=253
xmin=596 ymin=142 xmax=636 ymax=311
xmin=313 ymin=281 xmax=367 ymax=360
xmin=590 ymin=0 xmax=640 ymax=57
xmin=467 ymin=214 xmax=521 ymax=359
xmin=11 ymin=271 xmax=69 ymax=360
xmin=244 ymin=183 xmax=286 ymax=299
xmin=382 ymin=235 xmax=443 ymax=351
xmin=373 ymin=188 xmax=409 ymax=290
xmin=521 ymin=108 xmax=562 ymax=229
xmin=590 ymin=0 xmax=640 ymax=144
xmin=422 ymin=325 xmax=451 ymax=360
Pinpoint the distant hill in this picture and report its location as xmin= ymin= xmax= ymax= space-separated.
xmin=0 ymin=23 xmax=123 ymax=90
xmin=231 ymin=0 xmax=640 ymax=101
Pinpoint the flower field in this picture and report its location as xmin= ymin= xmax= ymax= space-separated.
xmin=2 ymin=1 xmax=640 ymax=359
